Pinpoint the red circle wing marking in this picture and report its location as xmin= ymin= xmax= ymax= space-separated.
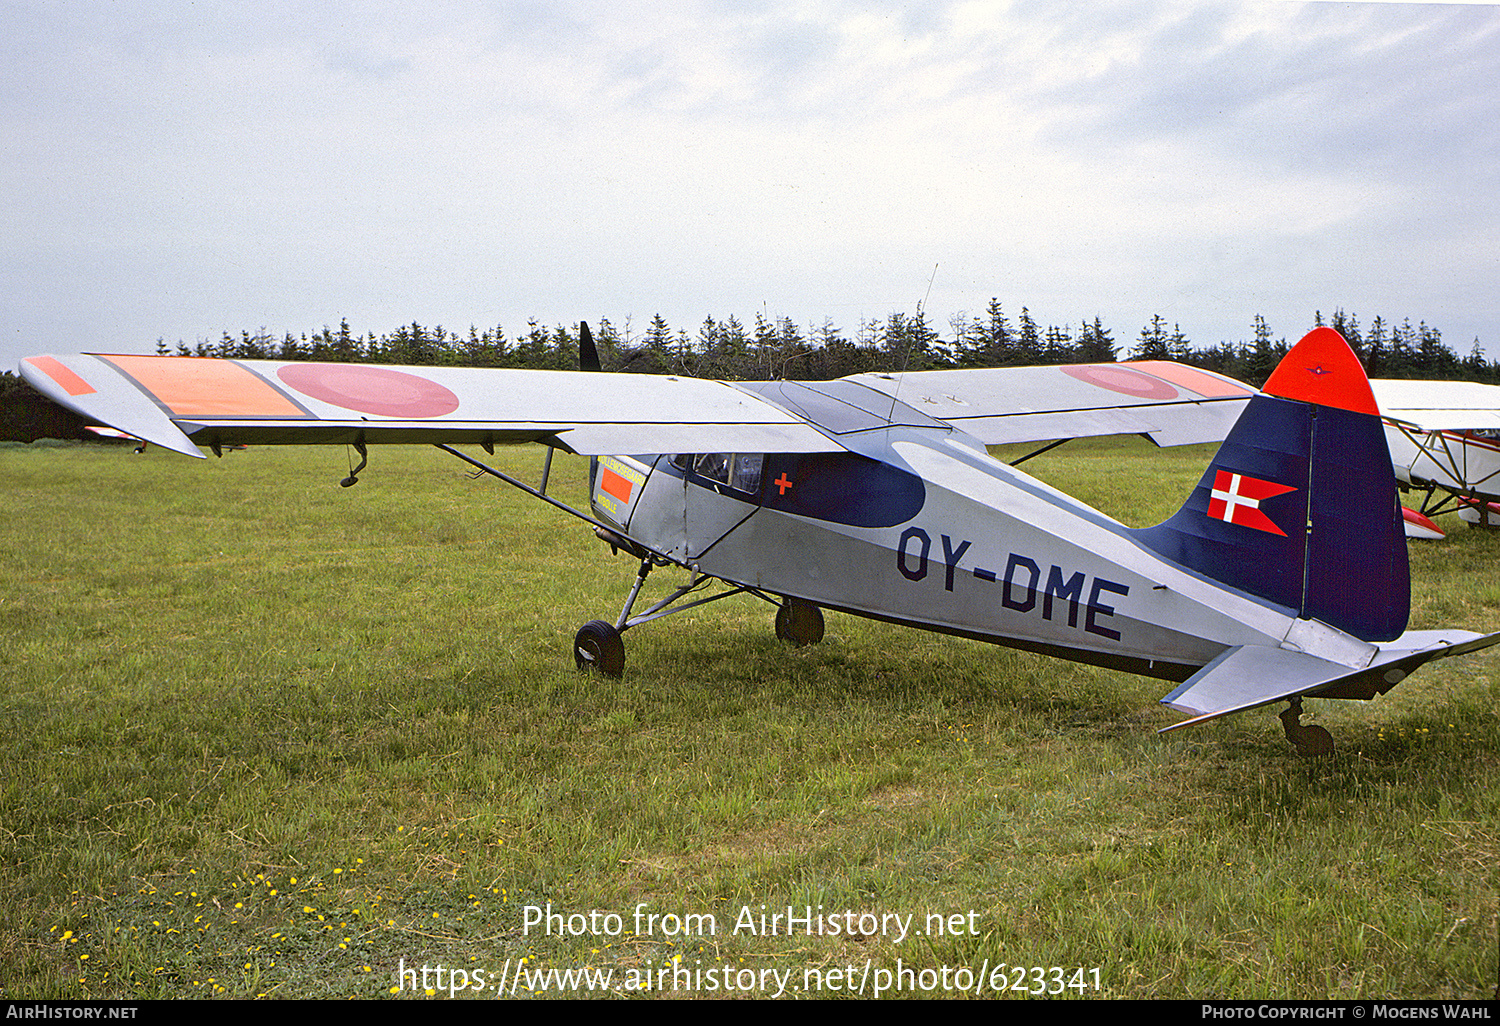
xmin=1061 ymin=364 xmax=1179 ymax=400
xmin=276 ymin=364 xmax=460 ymax=418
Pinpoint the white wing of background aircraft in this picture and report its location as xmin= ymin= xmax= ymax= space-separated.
xmin=1371 ymin=378 xmax=1500 ymax=530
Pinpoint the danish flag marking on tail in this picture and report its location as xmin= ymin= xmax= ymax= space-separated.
xmin=1207 ymin=470 xmax=1297 ymax=537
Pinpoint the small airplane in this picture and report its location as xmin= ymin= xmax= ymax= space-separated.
xmin=19 ymin=326 xmax=1500 ymax=754
xmin=1371 ymin=378 xmax=1500 ymax=533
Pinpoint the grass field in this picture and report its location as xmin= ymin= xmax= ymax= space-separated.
xmin=1 ymin=436 xmax=1496 ymax=1000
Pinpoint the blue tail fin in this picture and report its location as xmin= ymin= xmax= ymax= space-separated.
xmin=1133 ymin=328 xmax=1409 ymax=642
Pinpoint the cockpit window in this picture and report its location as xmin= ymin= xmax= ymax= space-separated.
xmin=671 ymin=453 xmax=764 ymax=498
xmin=730 ymin=454 xmax=763 ymax=494
xmin=693 ymin=453 xmax=729 ymax=483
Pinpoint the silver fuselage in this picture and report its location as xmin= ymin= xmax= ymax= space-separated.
xmin=593 ymin=399 xmax=1309 ymax=682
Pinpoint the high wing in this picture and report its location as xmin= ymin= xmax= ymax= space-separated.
xmin=19 ymin=352 xmax=1256 ymax=459
xmin=848 ymin=360 xmax=1254 ymax=446
xmin=18 ymin=354 xmax=846 ymax=459
xmin=1371 ymin=378 xmax=1500 ymax=433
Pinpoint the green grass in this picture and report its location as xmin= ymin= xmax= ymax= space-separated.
xmin=1 ymin=436 xmax=1496 ymax=999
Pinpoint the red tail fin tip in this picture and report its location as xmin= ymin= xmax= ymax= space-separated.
xmin=1261 ymin=327 xmax=1379 ymax=416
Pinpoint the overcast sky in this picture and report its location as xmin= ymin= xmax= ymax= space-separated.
xmin=3 ymin=0 xmax=1497 ymax=371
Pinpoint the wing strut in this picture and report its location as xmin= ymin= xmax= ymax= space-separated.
xmin=1009 ymin=437 xmax=1071 ymax=467
xmin=434 ymin=443 xmax=619 ymax=536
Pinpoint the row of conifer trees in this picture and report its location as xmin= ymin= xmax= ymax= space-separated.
xmin=5 ymin=303 xmax=1488 ymax=444
xmin=142 ymin=303 xmax=1491 ymax=387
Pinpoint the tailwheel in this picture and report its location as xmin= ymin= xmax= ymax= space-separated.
xmin=574 ymin=619 xmax=625 ymax=677
xmin=1278 ymin=697 xmax=1334 ymax=758
xmin=775 ymin=599 xmax=824 ymax=647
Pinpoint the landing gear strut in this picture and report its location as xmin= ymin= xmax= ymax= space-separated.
xmin=1279 ymin=697 xmax=1334 ymax=757
xmin=574 ymin=553 xmax=828 ymax=675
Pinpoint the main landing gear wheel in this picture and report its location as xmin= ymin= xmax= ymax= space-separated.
xmin=574 ymin=620 xmax=625 ymax=677
xmin=775 ymin=600 xmax=824 ymax=647
xmin=1279 ymin=697 xmax=1334 ymax=758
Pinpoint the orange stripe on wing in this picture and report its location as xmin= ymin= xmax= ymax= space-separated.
xmin=100 ymin=356 xmax=306 ymax=417
xmin=24 ymin=356 xmax=97 ymax=397
xmin=1126 ymin=361 xmax=1256 ymax=399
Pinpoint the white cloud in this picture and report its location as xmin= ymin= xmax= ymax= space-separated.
xmin=3 ymin=1 xmax=1498 ymax=365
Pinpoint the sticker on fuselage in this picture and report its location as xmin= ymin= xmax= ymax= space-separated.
xmin=594 ymin=457 xmax=647 ymax=520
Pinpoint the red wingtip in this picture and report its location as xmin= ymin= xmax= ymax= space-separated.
xmin=1261 ymin=327 xmax=1379 ymax=416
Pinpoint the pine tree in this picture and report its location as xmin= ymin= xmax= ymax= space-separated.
xmin=1043 ymin=324 xmax=1072 ymax=364
xmin=1076 ymin=318 xmax=1116 ymax=362
xmin=879 ymin=310 xmax=937 ymax=372
xmin=1245 ymin=315 xmax=1277 ymax=385
xmin=674 ymin=327 xmax=696 ymax=376
xmin=1465 ymin=338 xmax=1488 ymax=379
xmin=1390 ymin=318 xmax=1416 ymax=377
xmin=1330 ymin=309 xmax=1363 ymax=363
xmin=551 ymin=323 xmax=578 ymax=371
xmin=1365 ymin=316 xmax=1388 ymax=377
xmin=1132 ymin=315 xmax=1171 ymax=361
xmin=752 ymin=313 xmax=778 ymax=378
xmin=1416 ymin=321 xmax=1455 ymax=378
xmin=519 ymin=320 xmax=549 ymax=368
xmin=334 ymin=319 xmax=358 ymax=362
xmin=1015 ymin=308 xmax=1040 ymax=364
xmin=813 ymin=318 xmax=859 ymax=378
xmin=774 ymin=317 xmax=809 ymax=378
xmin=719 ymin=316 xmax=749 ymax=379
xmin=1168 ymin=324 xmax=1191 ymax=361
xmin=979 ymin=298 xmax=1013 ymax=366
xmin=592 ymin=319 xmax=619 ymax=370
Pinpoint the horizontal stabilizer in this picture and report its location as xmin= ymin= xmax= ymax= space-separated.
xmin=1160 ymin=629 xmax=1500 ymax=731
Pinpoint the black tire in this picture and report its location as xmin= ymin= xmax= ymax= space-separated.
xmin=574 ymin=620 xmax=625 ymax=677
xmin=775 ymin=600 xmax=824 ymax=647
